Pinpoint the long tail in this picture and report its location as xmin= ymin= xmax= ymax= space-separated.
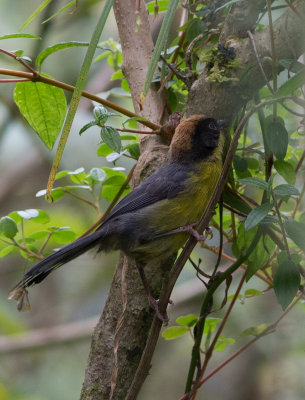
xmin=8 ymin=230 xmax=103 ymax=305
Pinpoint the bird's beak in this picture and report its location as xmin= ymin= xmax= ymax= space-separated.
xmin=217 ymin=120 xmax=229 ymax=130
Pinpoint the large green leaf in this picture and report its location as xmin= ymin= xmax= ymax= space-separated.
xmin=274 ymin=69 xmax=305 ymax=97
xmin=265 ymin=119 xmax=288 ymax=160
xmin=36 ymin=42 xmax=90 ymax=67
xmin=0 ymin=217 xmax=18 ymax=239
xmin=14 ymin=81 xmax=67 ymax=149
xmin=244 ymin=202 xmax=273 ymax=232
xmin=274 ymin=160 xmax=296 ymax=185
xmin=0 ymin=33 xmax=40 ymax=40
xmin=162 ymin=326 xmax=188 ymax=340
xmin=238 ymin=177 xmax=269 ymax=191
xmin=284 ymin=220 xmax=305 ymax=253
xmin=273 ymin=184 xmax=299 ymax=198
xmin=100 ymin=126 xmax=121 ymax=153
xmin=273 ymin=260 xmax=300 ymax=309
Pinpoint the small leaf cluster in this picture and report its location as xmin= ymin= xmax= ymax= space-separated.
xmin=79 ymin=106 xmax=141 ymax=161
xmin=162 ymin=314 xmax=235 ymax=352
xmin=0 ymin=209 xmax=76 ymax=260
xmin=37 ymin=166 xmax=130 ymax=204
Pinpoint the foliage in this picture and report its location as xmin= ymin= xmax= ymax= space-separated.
xmin=0 ymin=0 xmax=304 ymax=399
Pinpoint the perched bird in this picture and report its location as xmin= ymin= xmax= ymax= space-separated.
xmin=9 ymin=115 xmax=226 ymax=316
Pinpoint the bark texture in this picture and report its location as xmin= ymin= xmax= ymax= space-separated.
xmin=80 ymin=1 xmax=305 ymax=399
xmin=80 ymin=1 xmax=170 ymax=399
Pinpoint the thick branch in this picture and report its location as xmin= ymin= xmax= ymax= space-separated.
xmin=186 ymin=0 xmax=305 ymax=118
xmin=80 ymin=1 xmax=169 ymax=399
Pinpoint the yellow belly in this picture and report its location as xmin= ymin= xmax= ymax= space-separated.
xmin=131 ymin=159 xmax=222 ymax=262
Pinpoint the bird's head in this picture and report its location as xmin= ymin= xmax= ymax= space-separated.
xmin=169 ymin=115 xmax=227 ymax=163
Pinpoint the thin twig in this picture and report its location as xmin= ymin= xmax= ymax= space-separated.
xmin=247 ymin=30 xmax=274 ymax=93
xmin=190 ymin=270 xmax=247 ymax=399
xmin=179 ymin=293 xmax=302 ymax=400
xmin=0 ymin=67 xmax=160 ymax=131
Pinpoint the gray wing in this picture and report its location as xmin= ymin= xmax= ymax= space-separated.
xmin=100 ymin=162 xmax=190 ymax=225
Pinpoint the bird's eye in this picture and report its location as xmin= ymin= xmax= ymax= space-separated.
xmin=208 ymin=122 xmax=218 ymax=130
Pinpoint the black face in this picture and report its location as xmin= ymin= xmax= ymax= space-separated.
xmin=190 ymin=117 xmax=220 ymax=161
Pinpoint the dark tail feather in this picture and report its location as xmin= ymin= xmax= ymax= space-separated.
xmin=8 ymin=230 xmax=103 ymax=307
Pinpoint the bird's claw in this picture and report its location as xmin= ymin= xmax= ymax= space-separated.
xmin=148 ymin=296 xmax=172 ymax=325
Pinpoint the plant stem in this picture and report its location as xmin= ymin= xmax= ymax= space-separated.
xmin=184 ymin=230 xmax=261 ymax=395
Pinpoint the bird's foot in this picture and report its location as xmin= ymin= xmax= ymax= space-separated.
xmin=181 ymin=224 xmax=213 ymax=242
xmin=147 ymin=295 xmax=171 ymax=325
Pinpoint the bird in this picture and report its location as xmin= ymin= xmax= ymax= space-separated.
xmin=9 ymin=115 xmax=226 ymax=318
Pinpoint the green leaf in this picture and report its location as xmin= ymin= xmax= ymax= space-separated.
xmin=273 ymin=184 xmax=299 ymax=198
xmin=161 ymin=326 xmax=188 ymax=340
xmin=244 ymin=289 xmax=262 ymax=296
xmin=122 ymin=116 xmax=147 ymax=129
xmin=186 ymin=19 xmax=206 ymax=42
xmin=233 ymin=155 xmax=248 ymax=172
xmin=222 ymin=189 xmax=252 ymax=215
xmin=36 ymin=41 xmax=90 ymax=67
xmin=106 ymin=152 xmax=123 ymax=163
xmin=142 ymin=0 xmax=180 ymax=100
xmin=176 ymin=314 xmax=198 ymax=327
xmin=90 ymin=168 xmax=106 ymax=182
xmin=246 ymin=235 xmax=275 ymax=281
xmin=0 ymin=33 xmax=40 ymax=40
xmin=125 ymin=143 xmax=140 ymax=159
xmin=146 ymin=0 xmax=170 ymax=13
xmin=68 ymin=168 xmax=87 ymax=183
xmin=111 ymin=69 xmax=124 ymax=80
xmin=52 ymin=230 xmax=76 ymax=244
xmin=79 ymin=121 xmax=97 ymax=135
xmin=14 ymin=81 xmax=67 ymax=149
xmin=17 ymin=209 xmax=39 ymax=220
xmin=97 ymin=143 xmax=113 ymax=157
xmin=245 ymin=157 xmax=259 ymax=170
xmin=278 ymin=59 xmax=305 ymax=74
xmin=102 ymin=186 xmax=130 ymax=202
xmin=42 ymin=0 xmax=76 ymax=24
xmin=103 ymin=175 xmax=126 ymax=186
xmin=203 ymin=318 xmax=222 ymax=334
xmin=0 ymin=245 xmax=16 ymax=257
xmin=55 ymin=170 xmax=70 ymax=180
xmin=265 ymin=119 xmax=288 ymax=160
xmin=244 ymin=202 xmax=273 ymax=232
xmin=273 ymin=260 xmax=300 ymax=309
xmin=240 ymin=323 xmax=269 ymax=337
xmin=20 ymin=0 xmax=52 ymax=30
xmin=274 ymin=160 xmax=296 ymax=185
xmin=274 ymin=69 xmax=305 ymax=97
xmin=284 ymin=220 xmax=305 ymax=253
xmin=29 ymin=231 xmax=49 ymax=240
xmin=19 ymin=210 xmax=48 ymax=225
xmin=214 ymin=335 xmax=235 ymax=351
xmin=0 ymin=217 xmax=18 ymax=239
xmin=232 ymin=224 xmax=257 ymax=258
xmin=32 ymin=210 xmax=50 ymax=224
xmin=100 ymin=126 xmax=121 ymax=153
xmin=238 ymin=177 xmax=269 ymax=191
xmin=120 ymin=135 xmax=137 ymax=141
xmin=36 ymin=187 xmax=66 ymax=202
